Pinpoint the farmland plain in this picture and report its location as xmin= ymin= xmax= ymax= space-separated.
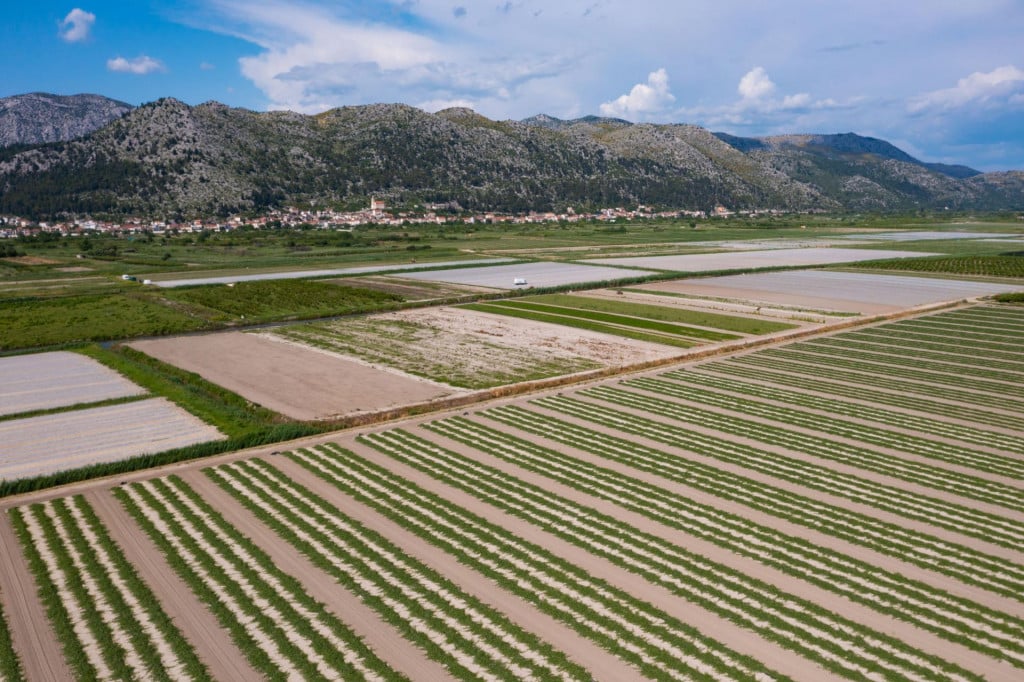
xmin=0 ymin=351 xmax=143 ymax=417
xmin=1 ymin=301 xmax=1022 ymax=680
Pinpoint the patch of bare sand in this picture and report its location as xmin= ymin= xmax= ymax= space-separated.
xmin=129 ymin=332 xmax=452 ymax=421
xmin=391 ymin=306 xmax=681 ymax=366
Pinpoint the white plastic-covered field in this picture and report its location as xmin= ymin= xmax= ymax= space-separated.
xmin=397 ymin=260 xmax=654 ymax=289
xmin=636 ymin=270 xmax=1024 ymax=314
xmin=0 ymin=398 xmax=224 ymax=480
xmin=0 ymin=352 xmax=145 ymax=417
xmin=583 ymin=247 xmax=934 ymax=271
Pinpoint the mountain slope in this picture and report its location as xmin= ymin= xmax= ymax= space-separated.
xmin=0 ymin=93 xmax=133 ymax=147
xmin=0 ymin=98 xmax=1019 ymax=219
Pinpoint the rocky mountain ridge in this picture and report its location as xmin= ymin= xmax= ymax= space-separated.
xmin=0 ymin=93 xmax=133 ymax=148
xmin=0 ymin=95 xmax=1021 ymax=219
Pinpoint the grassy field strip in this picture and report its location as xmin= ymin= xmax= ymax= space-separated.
xmin=761 ymin=349 xmax=1024 ymax=398
xmin=521 ymin=293 xmax=797 ymax=334
xmin=0 ymin=597 xmax=21 ymax=682
xmin=483 ymin=405 xmax=1024 ymax=601
xmin=425 ymin=416 xmax=1024 ymax=668
xmin=480 ymin=299 xmax=743 ymax=341
xmin=704 ymin=362 xmax=1024 ymax=431
xmin=775 ymin=344 xmax=1024 ymax=385
xmin=10 ymin=495 xmax=209 ymax=681
xmin=117 ymin=478 xmax=402 ymax=681
xmin=206 ymin=462 xmax=587 ymax=681
xmin=793 ymin=337 xmax=1024 ymax=376
xmin=660 ymin=370 xmax=1024 ymax=458
xmin=360 ymin=428 xmax=981 ymax=682
xmin=625 ymin=377 xmax=1024 ymax=480
xmin=553 ymin=391 xmax=1024 ymax=548
xmin=725 ymin=356 xmax=1024 ymax=414
xmin=460 ymin=303 xmax=696 ymax=348
xmin=842 ymin=328 xmax=1024 ymax=364
xmin=277 ymin=447 xmax=782 ymax=681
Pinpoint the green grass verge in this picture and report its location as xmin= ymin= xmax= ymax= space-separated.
xmin=461 ymin=302 xmax=696 ymax=348
xmin=523 ymin=293 xmax=796 ymax=334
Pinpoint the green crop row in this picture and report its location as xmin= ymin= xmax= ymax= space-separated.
xmin=424 ymin=415 xmax=1024 ymax=667
xmin=706 ymin=361 xmax=1024 ymax=432
xmin=116 ymin=477 xmax=404 ymax=681
xmin=624 ymin=376 xmax=1024 ymax=480
xmin=847 ymin=254 xmax=1024 ymax=278
xmin=795 ymin=336 xmax=1024 ymax=378
xmin=727 ymin=354 xmax=1024 ymax=414
xmin=360 ymin=428 xmax=981 ymax=682
xmin=891 ymin=317 xmax=1024 ymax=342
xmin=10 ymin=495 xmax=210 ymax=681
xmin=517 ymin=293 xmax=796 ymax=334
xmin=483 ymin=403 xmax=1024 ymax=600
xmin=844 ymin=328 xmax=1024 ymax=364
xmin=270 ymin=447 xmax=778 ymax=681
xmin=205 ymin=462 xmax=587 ymax=681
xmin=549 ymin=391 xmax=1024 ymax=547
xmin=872 ymin=322 xmax=1024 ymax=354
xmin=792 ymin=340 xmax=1024 ymax=382
xmin=761 ymin=348 xmax=1024 ymax=399
xmin=661 ymin=369 xmax=1024 ymax=458
xmin=0 ymin=588 xmax=24 ymax=682
xmin=460 ymin=303 xmax=696 ymax=348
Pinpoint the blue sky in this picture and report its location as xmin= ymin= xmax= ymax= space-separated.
xmin=3 ymin=1 xmax=1023 ymax=170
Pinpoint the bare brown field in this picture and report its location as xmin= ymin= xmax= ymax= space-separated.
xmin=129 ymin=331 xmax=454 ymax=420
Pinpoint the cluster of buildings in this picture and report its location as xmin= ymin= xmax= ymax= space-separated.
xmin=0 ymin=199 xmax=789 ymax=240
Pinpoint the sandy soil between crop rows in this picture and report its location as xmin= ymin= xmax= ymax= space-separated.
xmin=129 ymin=332 xmax=453 ymax=420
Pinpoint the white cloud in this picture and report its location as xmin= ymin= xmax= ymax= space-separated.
xmin=107 ymin=55 xmax=166 ymax=75
xmin=418 ymin=97 xmax=477 ymax=112
xmin=599 ymin=68 xmax=675 ymax=119
xmin=738 ymin=67 xmax=775 ymax=100
xmin=59 ymin=8 xmax=95 ymax=43
xmin=908 ymin=65 xmax=1024 ymax=112
xmin=200 ymin=62 xmax=216 ymax=71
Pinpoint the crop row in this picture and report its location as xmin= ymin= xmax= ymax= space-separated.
xmin=426 ymin=415 xmax=1024 ymax=667
xmin=770 ymin=339 xmax=1019 ymax=382
xmin=0 ymin=593 xmax=23 ymax=682
xmin=662 ymin=369 xmax=1024 ymax=458
xmin=858 ymin=323 xmax=1024 ymax=354
xmin=936 ymin=306 xmax=1024 ymax=329
xmin=204 ymin=461 xmax=588 ymax=681
xmin=116 ymin=477 xmax=405 ymax=681
xmin=625 ymin=375 xmax=1024 ymax=478
xmin=888 ymin=318 xmax=1024 ymax=342
xmin=9 ymin=495 xmax=210 ymax=681
xmin=852 ymin=255 xmax=1024 ymax=278
xmin=841 ymin=328 xmax=1024 ymax=364
xmin=703 ymin=361 xmax=1024 ymax=431
xmin=725 ymin=355 xmax=1024 ymax=414
xmin=790 ymin=336 xmax=1024 ymax=375
xmin=760 ymin=348 xmax=1024 ymax=399
xmin=360 ymin=427 xmax=981 ymax=682
xmin=461 ymin=302 xmax=696 ymax=348
xmin=481 ymin=404 xmax=1024 ymax=600
xmin=272 ymin=447 xmax=783 ymax=681
xmin=546 ymin=391 xmax=1024 ymax=547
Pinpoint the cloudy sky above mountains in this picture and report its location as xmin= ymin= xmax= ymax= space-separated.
xmin=3 ymin=1 xmax=1023 ymax=170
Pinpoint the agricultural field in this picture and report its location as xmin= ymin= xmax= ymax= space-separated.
xmin=0 ymin=351 xmax=143 ymax=417
xmin=128 ymin=332 xmax=455 ymax=421
xmin=634 ymin=270 xmax=1024 ymax=315
xmin=581 ymin=246 xmax=936 ymax=272
xmin=1 ymin=301 xmax=1022 ymax=680
xmin=397 ymin=260 xmax=655 ymax=289
xmin=0 ymin=399 xmax=224 ymax=481
xmin=847 ymin=254 xmax=1024 ymax=278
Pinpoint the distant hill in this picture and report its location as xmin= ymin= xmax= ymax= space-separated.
xmin=0 ymin=96 xmax=1019 ymax=219
xmin=0 ymin=93 xmax=133 ymax=147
